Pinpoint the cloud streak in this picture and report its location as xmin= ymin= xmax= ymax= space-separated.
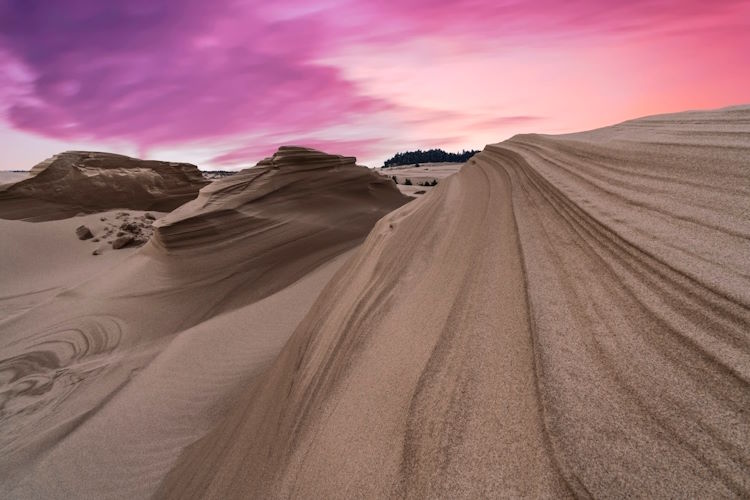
xmin=0 ymin=0 xmax=388 ymax=148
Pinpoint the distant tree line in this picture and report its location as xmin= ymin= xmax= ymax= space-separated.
xmin=383 ymin=148 xmax=479 ymax=168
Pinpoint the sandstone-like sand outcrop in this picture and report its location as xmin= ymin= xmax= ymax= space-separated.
xmin=159 ymin=106 xmax=750 ymax=498
xmin=143 ymin=145 xmax=410 ymax=313
xmin=0 ymin=151 xmax=208 ymax=221
xmin=152 ymin=146 xmax=407 ymax=251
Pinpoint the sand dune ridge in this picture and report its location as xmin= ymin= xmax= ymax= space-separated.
xmin=0 ymin=147 xmax=408 ymax=498
xmin=159 ymin=106 xmax=750 ymax=499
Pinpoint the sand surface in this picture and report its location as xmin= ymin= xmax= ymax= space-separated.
xmin=0 ymin=211 xmax=149 ymax=321
xmin=2 ymin=110 xmax=749 ymax=498
xmin=378 ymin=162 xmax=463 ymax=197
xmin=0 ymin=147 xmax=408 ymax=498
xmin=0 ymin=172 xmax=30 ymax=187
xmin=4 ymin=251 xmax=352 ymax=498
xmin=160 ymin=106 xmax=750 ymax=498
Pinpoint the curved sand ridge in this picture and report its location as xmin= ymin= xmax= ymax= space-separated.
xmin=0 ymin=151 xmax=208 ymax=221
xmin=0 ymin=147 xmax=408 ymax=497
xmin=152 ymin=145 xmax=406 ymax=251
xmin=159 ymin=106 xmax=750 ymax=498
xmin=145 ymin=145 xmax=410 ymax=316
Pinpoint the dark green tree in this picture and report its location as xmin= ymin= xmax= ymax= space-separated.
xmin=383 ymin=148 xmax=480 ymax=168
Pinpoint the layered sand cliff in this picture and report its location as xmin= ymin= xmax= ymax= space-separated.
xmin=0 ymin=151 xmax=208 ymax=221
xmin=159 ymin=106 xmax=750 ymax=498
xmin=153 ymin=145 xmax=406 ymax=253
xmin=0 ymin=147 xmax=409 ymax=498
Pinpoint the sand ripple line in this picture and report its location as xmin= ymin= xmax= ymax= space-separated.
xmin=0 ymin=315 xmax=124 ymax=452
xmin=159 ymin=106 xmax=750 ymax=499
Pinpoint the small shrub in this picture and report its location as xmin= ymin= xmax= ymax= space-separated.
xmin=404 ymin=178 xmax=412 ymax=186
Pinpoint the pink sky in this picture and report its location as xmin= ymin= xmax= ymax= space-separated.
xmin=0 ymin=0 xmax=748 ymax=169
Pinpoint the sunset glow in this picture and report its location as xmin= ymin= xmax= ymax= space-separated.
xmin=1 ymin=0 xmax=748 ymax=169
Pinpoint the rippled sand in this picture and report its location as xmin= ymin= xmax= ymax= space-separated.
xmin=0 ymin=147 xmax=408 ymax=498
xmin=159 ymin=106 xmax=750 ymax=498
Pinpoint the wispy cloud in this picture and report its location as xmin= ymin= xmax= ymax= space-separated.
xmin=0 ymin=0 xmax=748 ymax=168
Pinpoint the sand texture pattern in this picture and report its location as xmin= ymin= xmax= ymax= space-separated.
xmin=0 ymin=147 xmax=408 ymax=498
xmin=0 ymin=151 xmax=208 ymax=221
xmin=153 ymin=145 xmax=408 ymax=252
xmin=159 ymin=106 xmax=750 ymax=498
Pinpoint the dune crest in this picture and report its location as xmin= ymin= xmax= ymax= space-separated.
xmin=0 ymin=151 xmax=208 ymax=221
xmin=152 ymin=146 xmax=405 ymax=251
xmin=159 ymin=106 xmax=750 ymax=498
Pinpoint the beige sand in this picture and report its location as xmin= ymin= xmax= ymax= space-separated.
xmin=160 ymin=106 xmax=750 ymax=498
xmin=378 ymin=162 xmax=463 ymax=197
xmin=0 ymin=147 xmax=408 ymax=498
xmin=5 ymin=251 xmax=353 ymax=498
xmin=0 ymin=151 xmax=207 ymax=221
xmin=0 ymin=171 xmax=30 ymax=188
xmin=0 ymin=211 xmax=148 ymax=321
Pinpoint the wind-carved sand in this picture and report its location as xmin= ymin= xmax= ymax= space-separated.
xmin=0 ymin=151 xmax=208 ymax=221
xmin=0 ymin=146 xmax=408 ymax=498
xmin=159 ymin=106 xmax=750 ymax=498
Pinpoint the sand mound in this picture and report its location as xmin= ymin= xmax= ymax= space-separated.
xmin=159 ymin=106 xmax=750 ymax=498
xmin=143 ymin=146 xmax=409 ymax=314
xmin=0 ymin=151 xmax=208 ymax=221
xmin=153 ymin=146 xmax=407 ymax=251
xmin=0 ymin=147 xmax=408 ymax=498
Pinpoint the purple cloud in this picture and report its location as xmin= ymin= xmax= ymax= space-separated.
xmin=0 ymin=0 xmax=748 ymax=161
xmin=0 ymin=0 xmax=388 ymax=149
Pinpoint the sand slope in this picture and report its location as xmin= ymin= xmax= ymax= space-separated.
xmin=0 ymin=147 xmax=408 ymax=497
xmin=160 ymin=106 xmax=750 ymax=498
xmin=0 ymin=211 xmax=147 ymax=321
xmin=0 ymin=151 xmax=208 ymax=221
xmin=5 ymin=251 xmax=353 ymax=499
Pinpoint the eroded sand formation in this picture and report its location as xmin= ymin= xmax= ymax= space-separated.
xmin=158 ymin=106 xmax=750 ymax=499
xmin=1 ymin=109 xmax=748 ymax=499
xmin=0 ymin=151 xmax=208 ymax=221
xmin=0 ymin=147 xmax=408 ymax=498
xmin=153 ymin=145 xmax=407 ymax=252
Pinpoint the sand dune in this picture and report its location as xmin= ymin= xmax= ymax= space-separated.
xmin=0 ymin=147 xmax=408 ymax=497
xmin=159 ymin=106 xmax=750 ymax=498
xmin=0 ymin=211 xmax=148 ymax=320
xmin=0 ymin=151 xmax=208 ymax=221
xmin=154 ymin=145 xmax=407 ymax=252
xmin=4 ymin=252 xmax=353 ymax=499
